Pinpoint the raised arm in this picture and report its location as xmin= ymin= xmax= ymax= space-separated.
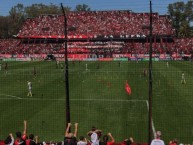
xmin=9 ymin=133 xmax=14 ymax=145
xmin=84 ymin=138 xmax=88 ymax=144
xmin=95 ymin=129 xmax=102 ymax=133
xmin=35 ymin=136 xmax=38 ymax=144
xmin=23 ymin=120 xmax=27 ymax=135
xmin=87 ymin=131 xmax=93 ymax=136
xmin=65 ymin=123 xmax=71 ymax=137
xmin=107 ymin=133 xmax=115 ymax=143
xmin=129 ymin=137 xmax=134 ymax=143
xmin=74 ymin=123 xmax=78 ymax=137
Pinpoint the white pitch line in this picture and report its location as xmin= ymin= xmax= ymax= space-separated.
xmin=0 ymin=97 xmax=147 ymax=102
xmin=0 ymin=94 xmax=22 ymax=99
xmin=71 ymin=99 xmax=146 ymax=102
xmin=146 ymin=100 xmax=156 ymax=138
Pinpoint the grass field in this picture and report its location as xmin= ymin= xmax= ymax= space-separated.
xmin=0 ymin=60 xmax=193 ymax=143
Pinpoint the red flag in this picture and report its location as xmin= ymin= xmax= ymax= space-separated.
xmin=125 ymin=80 xmax=131 ymax=95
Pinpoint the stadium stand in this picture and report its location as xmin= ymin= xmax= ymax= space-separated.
xmin=0 ymin=10 xmax=192 ymax=60
xmin=16 ymin=11 xmax=175 ymax=38
xmin=0 ymin=38 xmax=192 ymax=58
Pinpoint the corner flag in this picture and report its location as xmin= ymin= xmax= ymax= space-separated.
xmin=125 ymin=80 xmax=131 ymax=95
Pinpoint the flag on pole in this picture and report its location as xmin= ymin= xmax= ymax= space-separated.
xmin=125 ymin=80 xmax=131 ymax=95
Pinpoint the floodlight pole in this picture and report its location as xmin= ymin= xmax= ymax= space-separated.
xmin=148 ymin=0 xmax=153 ymax=145
xmin=61 ymin=3 xmax=71 ymax=128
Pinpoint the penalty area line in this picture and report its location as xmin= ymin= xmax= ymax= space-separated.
xmin=0 ymin=97 xmax=146 ymax=102
xmin=0 ymin=94 xmax=22 ymax=99
xmin=71 ymin=99 xmax=146 ymax=102
xmin=146 ymin=100 xmax=156 ymax=138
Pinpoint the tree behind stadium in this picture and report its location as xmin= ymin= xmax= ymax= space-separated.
xmin=167 ymin=1 xmax=193 ymax=38
xmin=0 ymin=3 xmax=89 ymax=38
xmin=74 ymin=4 xmax=91 ymax=11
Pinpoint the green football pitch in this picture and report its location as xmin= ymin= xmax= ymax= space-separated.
xmin=0 ymin=61 xmax=193 ymax=143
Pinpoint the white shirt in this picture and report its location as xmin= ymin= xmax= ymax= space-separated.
xmin=91 ymin=132 xmax=99 ymax=145
xmin=7 ymin=137 xmax=14 ymax=145
xmin=182 ymin=73 xmax=185 ymax=79
xmin=151 ymin=139 xmax=165 ymax=145
xmin=77 ymin=141 xmax=87 ymax=145
xmin=28 ymin=82 xmax=32 ymax=90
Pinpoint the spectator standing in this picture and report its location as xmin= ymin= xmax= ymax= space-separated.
xmin=150 ymin=131 xmax=165 ymax=145
xmin=64 ymin=123 xmax=78 ymax=145
xmin=121 ymin=137 xmax=134 ymax=145
xmin=26 ymin=134 xmax=38 ymax=145
xmin=87 ymin=126 xmax=102 ymax=145
xmin=15 ymin=120 xmax=27 ymax=145
xmin=169 ymin=139 xmax=178 ymax=145
xmin=77 ymin=136 xmax=88 ymax=145
xmin=99 ymin=133 xmax=115 ymax=145
xmin=4 ymin=133 xmax=14 ymax=145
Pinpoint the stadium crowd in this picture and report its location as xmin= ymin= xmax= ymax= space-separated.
xmin=0 ymin=38 xmax=192 ymax=57
xmin=17 ymin=11 xmax=175 ymax=38
xmin=1 ymin=120 xmax=180 ymax=145
xmin=0 ymin=10 xmax=192 ymax=58
xmin=1 ymin=121 xmax=138 ymax=145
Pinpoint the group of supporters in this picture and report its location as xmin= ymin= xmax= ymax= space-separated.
xmin=3 ymin=121 xmax=136 ymax=145
xmin=4 ymin=120 xmax=38 ymax=145
xmin=151 ymin=131 xmax=179 ymax=145
xmin=0 ymin=10 xmax=192 ymax=56
xmin=0 ymin=38 xmax=193 ymax=56
xmin=2 ymin=120 xmax=181 ymax=145
xmin=63 ymin=123 xmax=135 ymax=145
xmin=17 ymin=11 xmax=174 ymax=38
